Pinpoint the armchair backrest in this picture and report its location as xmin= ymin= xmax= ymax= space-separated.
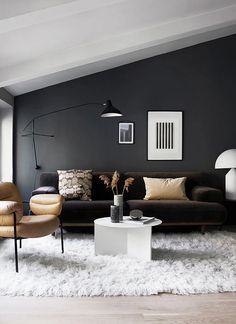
xmin=0 ymin=182 xmax=22 ymax=203
xmin=0 ymin=182 xmax=23 ymax=225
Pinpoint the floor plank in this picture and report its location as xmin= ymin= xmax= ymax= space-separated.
xmin=0 ymin=293 xmax=235 ymax=324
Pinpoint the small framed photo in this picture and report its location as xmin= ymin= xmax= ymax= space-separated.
xmin=119 ymin=122 xmax=134 ymax=144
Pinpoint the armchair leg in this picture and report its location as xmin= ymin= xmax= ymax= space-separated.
xmin=19 ymin=239 xmax=22 ymax=249
xmin=60 ymin=218 xmax=64 ymax=254
xmin=13 ymin=212 xmax=19 ymax=273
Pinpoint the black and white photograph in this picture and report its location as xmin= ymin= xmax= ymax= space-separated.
xmin=119 ymin=122 xmax=134 ymax=144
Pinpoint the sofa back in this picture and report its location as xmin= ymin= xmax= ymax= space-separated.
xmin=40 ymin=172 xmax=59 ymax=190
xmin=123 ymin=172 xmax=210 ymax=200
xmin=39 ymin=172 xmax=119 ymax=200
xmin=39 ymin=171 xmax=216 ymax=200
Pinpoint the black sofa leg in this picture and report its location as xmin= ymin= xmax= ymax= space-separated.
xmin=19 ymin=239 xmax=22 ymax=249
xmin=201 ymin=225 xmax=206 ymax=235
xmin=13 ymin=212 xmax=19 ymax=273
xmin=60 ymin=218 xmax=64 ymax=254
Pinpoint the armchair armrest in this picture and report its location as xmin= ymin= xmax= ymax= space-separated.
xmin=32 ymin=186 xmax=58 ymax=196
xmin=191 ymin=186 xmax=224 ymax=203
xmin=0 ymin=201 xmax=23 ymax=225
xmin=30 ymin=194 xmax=64 ymax=216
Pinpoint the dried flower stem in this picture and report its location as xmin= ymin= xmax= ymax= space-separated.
xmin=111 ymin=170 xmax=120 ymax=195
xmin=100 ymin=172 xmax=134 ymax=196
xmin=122 ymin=177 xmax=135 ymax=195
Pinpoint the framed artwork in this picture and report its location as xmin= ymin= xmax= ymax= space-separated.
xmin=147 ymin=111 xmax=183 ymax=160
xmin=119 ymin=122 xmax=134 ymax=144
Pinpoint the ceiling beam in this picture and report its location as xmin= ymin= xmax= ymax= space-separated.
xmin=0 ymin=88 xmax=14 ymax=108
xmin=1 ymin=3 xmax=236 ymax=89
xmin=0 ymin=0 xmax=125 ymax=34
xmin=7 ymin=24 xmax=236 ymax=96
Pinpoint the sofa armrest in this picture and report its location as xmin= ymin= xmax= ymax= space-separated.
xmin=30 ymin=194 xmax=64 ymax=216
xmin=191 ymin=186 xmax=224 ymax=203
xmin=32 ymin=186 xmax=58 ymax=196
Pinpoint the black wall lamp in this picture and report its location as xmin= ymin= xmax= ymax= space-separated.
xmin=22 ymin=99 xmax=123 ymax=169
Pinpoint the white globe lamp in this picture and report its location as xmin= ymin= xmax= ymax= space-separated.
xmin=215 ymin=149 xmax=236 ymax=200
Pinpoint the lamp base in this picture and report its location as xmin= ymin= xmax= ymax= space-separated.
xmin=226 ymin=168 xmax=236 ymax=200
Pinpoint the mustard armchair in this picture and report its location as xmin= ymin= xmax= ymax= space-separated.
xmin=0 ymin=182 xmax=64 ymax=272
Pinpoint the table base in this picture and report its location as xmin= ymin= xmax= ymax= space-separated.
xmin=95 ymin=224 xmax=152 ymax=261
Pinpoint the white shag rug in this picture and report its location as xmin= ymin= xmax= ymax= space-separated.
xmin=0 ymin=231 xmax=235 ymax=297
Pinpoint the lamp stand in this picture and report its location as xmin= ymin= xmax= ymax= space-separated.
xmin=225 ymin=168 xmax=236 ymax=200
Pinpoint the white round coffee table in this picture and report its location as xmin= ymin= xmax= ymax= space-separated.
xmin=94 ymin=216 xmax=162 ymax=261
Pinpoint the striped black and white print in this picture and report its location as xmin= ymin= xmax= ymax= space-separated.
xmin=156 ymin=122 xmax=174 ymax=149
xmin=147 ymin=111 xmax=182 ymax=160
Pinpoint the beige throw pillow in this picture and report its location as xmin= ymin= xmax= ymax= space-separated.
xmin=143 ymin=177 xmax=188 ymax=200
xmin=57 ymin=169 xmax=92 ymax=200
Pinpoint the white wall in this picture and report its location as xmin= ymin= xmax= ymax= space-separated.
xmin=0 ymin=107 xmax=13 ymax=181
xmin=0 ymin=88 xmax=14 ymax=182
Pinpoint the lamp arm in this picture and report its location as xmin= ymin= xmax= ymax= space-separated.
xmin=22 ymin=101 xmax=102 ymax=170
xmin=21 ymin=99 xmax=121 ymax=170
xmin=22 ymin=102 xmax=102 ymax=132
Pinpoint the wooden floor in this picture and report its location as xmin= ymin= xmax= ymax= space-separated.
xmin=0 ymin=293 xmax=235 ymax=324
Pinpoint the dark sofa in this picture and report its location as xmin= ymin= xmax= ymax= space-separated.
xmin=32 ymin=171 xmax=227 ymax=230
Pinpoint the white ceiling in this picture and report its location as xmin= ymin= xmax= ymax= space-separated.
xmin=0 ymin=0 xmax=236 ymax=95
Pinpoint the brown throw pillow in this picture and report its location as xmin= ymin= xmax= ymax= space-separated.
xmin=143 ymin=177 xmax=188 ymax=200
xmin=57 ymin=169 xmax=92 ymax=200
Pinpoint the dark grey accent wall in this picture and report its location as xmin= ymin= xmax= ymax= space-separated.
xmin=14 ymin=34 xmax=236 ymax=200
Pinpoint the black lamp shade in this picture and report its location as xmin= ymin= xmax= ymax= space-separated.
xmin=100 ymin=100 xmax=123 ymax=117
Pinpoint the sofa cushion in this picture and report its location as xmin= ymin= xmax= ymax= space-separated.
xmin=57 ymin=169 xmax=92 ymax=200
xmin=61 ymin=200 xmax=111 ymax=223
xmin=60 ymin=200 xmax=130 ymax=223
xmin=143 ymin=177 xmax=188 ymax=200
xmin=126 ymin=200 xmax=227 ymax=224
xmin=63 ymin=200 xmax=113 ymax=211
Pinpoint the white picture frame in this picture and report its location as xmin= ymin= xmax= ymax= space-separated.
xmin=119 ymin=122 xmax=134 ymax=144
xmin=147 ymin=111 xmax=183 ymax=160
